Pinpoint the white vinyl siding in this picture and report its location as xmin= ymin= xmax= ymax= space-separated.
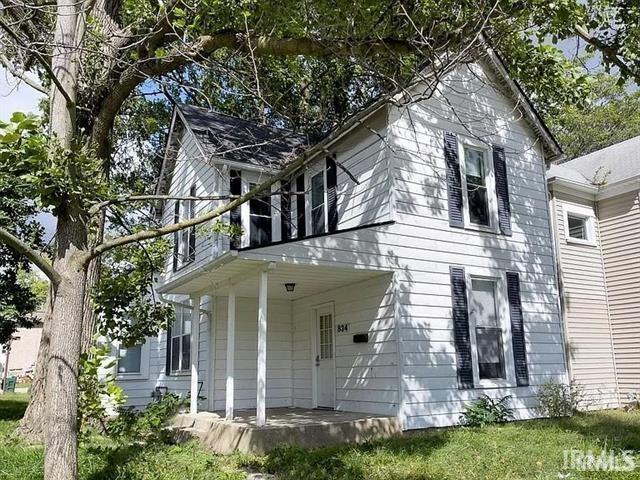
xmin=552 ymin=192 xmax=619 ymax=409
xmin=389 ymin=61 xmax=565 ymax=428
xmin=598 ymin=191 xmax=640 ymax=402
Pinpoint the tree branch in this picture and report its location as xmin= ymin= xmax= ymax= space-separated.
xmin=574 ymin=24 xmax=639 ymax=84
xmin=88 ymin=194 xmax=232 ymax=215
xmin=85 ymin=150 xmax=311 ymax=262
xmin=0 ymin=53 xmax=47 ymax=94
xmin=0 ymin=17 xmax=75 ymax=107
xmin=0 ymin=226 xmax=61 ymax=286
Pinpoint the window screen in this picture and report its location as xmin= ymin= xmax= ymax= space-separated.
xmin=470 ymin=279 xmax=505 ymax=380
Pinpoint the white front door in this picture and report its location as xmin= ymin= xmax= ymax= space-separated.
xmin=315 ymin=307 xmax=335 ymax=409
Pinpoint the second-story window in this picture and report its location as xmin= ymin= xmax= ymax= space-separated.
xmin=463 ymin=146 xmax=490 ymax=227
xmin=311 ymin=171 xmax=325 ymax=235
xmin=173 ymin=185 xmax=196 ymax=270
xmin=249 ymin=183 xmax=272 ymax=246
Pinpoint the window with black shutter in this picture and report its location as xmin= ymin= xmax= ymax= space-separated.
xmin=296 ymin=175 xmax=306 ymax=238
xmin=311 ymin=171 xmax=325 ymax=235
xmin=174 ymin=185 xmax=196 ymax=270
xmin=229 ymin=170 xmax=242 ymax=248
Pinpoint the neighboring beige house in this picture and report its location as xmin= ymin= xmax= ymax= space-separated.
xmin=1 ymin=323 xmax=43 ymax=379
xmin=548 ymin=136 xmax=640 ymax=408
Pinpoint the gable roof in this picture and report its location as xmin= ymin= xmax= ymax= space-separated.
xmin=552 ymin=135 xmax=640 ymax=186
xmin=176 ymin=103 xmax=309 ymax=169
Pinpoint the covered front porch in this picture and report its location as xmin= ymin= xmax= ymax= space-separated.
xmin=158 ymin=249 xmax=398 ymax=434
xmin=173 ymin=407 xmax=402 ymax=453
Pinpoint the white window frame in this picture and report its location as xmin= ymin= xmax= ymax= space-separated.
xmin=563 ymin=204 xmax=597 ymax=246
xmin=465 ymin=270 xmax=516 ymax=389
xmin=458 ymin=138 xmax=499 ymax=233
xmin=306 ymin=163 xmax=328 ymax=236
xmin=170 ymin=304 xmax=192 ymax=374
xmin=239 ymin=171 xmax=275 ymax=247
xmin=114 ymin=339 xmax=149 ymax=380
xmin=175 ymin=185 xmax=196 ymax=270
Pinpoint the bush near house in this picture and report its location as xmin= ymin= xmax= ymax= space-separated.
xmin=2 ymin=394 xmax=640 ymax=479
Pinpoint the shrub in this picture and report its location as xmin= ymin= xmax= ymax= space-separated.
xmin=107 ymin=393 xmax=186 ymax=443
xmin=536 ymin=382 xmax=583 ymax=418
xmin=460 ymin=395 xmax=514 ymax=427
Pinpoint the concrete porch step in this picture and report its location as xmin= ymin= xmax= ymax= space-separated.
xmin=171 ymin=408 xmax=402 ymax=454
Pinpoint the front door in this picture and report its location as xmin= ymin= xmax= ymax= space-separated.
xmin=315 ymin=307 xmax=335 ymax=408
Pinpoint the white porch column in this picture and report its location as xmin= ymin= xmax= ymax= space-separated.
xmin=190 ymin=295 xmax=201 ymax=415
xmin=256 ymin=269 xmax=268 ymax=427
xmin=225 ymin=287 xmax=236 ymax=420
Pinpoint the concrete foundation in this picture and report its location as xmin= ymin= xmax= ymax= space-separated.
xmin=173 ymin=408 xmax=403 ymax=454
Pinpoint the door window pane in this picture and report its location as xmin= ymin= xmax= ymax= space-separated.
xmin=464 ymin=147 xmax=489 ymax=226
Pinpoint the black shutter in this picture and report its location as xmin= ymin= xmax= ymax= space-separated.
xmin=493 ymin=146 xmax=512 ymax=235
xmin=326 ymin=156 xmax=338 ymax=232
xmin=296 ymin=175 xmax=306 ymax=238
xmin=507 ymin=272 xmax=529 ymax=386
xmin=450 ymin=266 xmax=474 ymax=389
xmin=280 ymin=180 xmax=292 ymax=241
xmin=445 ymin=132 xmax=464 ymax=228
xmin=229 ymin=170 xmax=241 ymax=249
xmin=165 ymin=322 xmax=172 ymax=376
xmin=188 ymin=185 xmax=196 ymax=261
xmin=172 ymin=201 xmax=179 ymax=271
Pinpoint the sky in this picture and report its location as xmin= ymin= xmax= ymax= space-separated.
xmin=0 ymin=67 xmax=57 ymax=242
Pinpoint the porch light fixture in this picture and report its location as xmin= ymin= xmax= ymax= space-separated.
xmin=284 ymin=283 xmax=296 ymax=292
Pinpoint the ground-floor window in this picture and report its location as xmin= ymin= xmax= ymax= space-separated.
xmin=171 ymin=305 xmax=192 ymax=373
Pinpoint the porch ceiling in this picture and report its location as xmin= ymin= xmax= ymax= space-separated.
xmin=157 ymin=251 xmax=392 ymax=300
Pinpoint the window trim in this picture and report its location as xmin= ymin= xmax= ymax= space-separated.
xmin=458 ymin=139 xmax=499 ymax=233
xmin=563 ymin=204 xmax=597 ymax=246
xmin=465 ymin=270 xmax=516 ymax=389
xmin=114 ymin=339 xmax=149 ymax=381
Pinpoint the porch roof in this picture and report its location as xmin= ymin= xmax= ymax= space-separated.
xmin=156 ymin=250 xmax=392 ymax=299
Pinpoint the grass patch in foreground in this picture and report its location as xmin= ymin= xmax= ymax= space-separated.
xmin=3 ymin=394 xmax=640 ymax=479
xmin=0 ymin=394 xmax=245 ymax=480
xmin=240 ymin=410 xmax=640 ymax=480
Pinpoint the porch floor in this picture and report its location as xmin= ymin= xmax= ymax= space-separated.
xmin=173 ymin=407 xmax=402 ymax=454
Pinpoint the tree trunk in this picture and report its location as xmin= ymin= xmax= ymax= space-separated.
xmin=44 ymin=216 xmax=87 ymax=480
xmin=15 ymin=290 xmax=54 ymax=443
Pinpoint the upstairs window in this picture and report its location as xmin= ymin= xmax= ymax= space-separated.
xmin=249 ymin=183 xmax=272 ymax=246
xmin=463 ymin=146 xmax=490 ymax=227
xmin=564 ymin=205 xmax=596 ymax=246
xmin=170 ymin=305 xmax=191 ymax=373
xmin=311 ymin=171 xmax=325 ymax=235
xmin=469 ymin=278 xmax=505 ymax=381
xmin=173 ymin=185 xmax=196 ymax=270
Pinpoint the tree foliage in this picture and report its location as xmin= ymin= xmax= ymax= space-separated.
xmin=0 ymin=113 xmax=46 ymax=344
xmin=550 ymin=74 xmax=640 ymax=158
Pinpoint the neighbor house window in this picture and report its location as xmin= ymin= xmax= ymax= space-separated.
xmin=463 ymin=146 xmax=491 ymax=227
xmin=249 ymin=183 xmax=272 ymax=246
xmin=311 ymin=171 xmax=325 ymax=235
xmin=564 ymin=205 xmax=596 ymax=245
xmin=174 ymin=185 xmax=196 ymax=269
xmin=469 ymin=278 xmax=505 ymax=381
xmin=116 ymin=343 xmax=142 ymax=374
xmin=171 ymin=305 xmax=191 ymax=373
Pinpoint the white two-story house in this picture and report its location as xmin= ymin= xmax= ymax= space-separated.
xmin=115 ymin=46 xmax=568 ymax=434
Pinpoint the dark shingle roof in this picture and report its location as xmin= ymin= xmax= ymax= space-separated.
xmin=177 ymin=104 xmax=309 ymax=169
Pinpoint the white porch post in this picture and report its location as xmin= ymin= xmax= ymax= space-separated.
xmin=225 ymin=287 xmax=236 ymax=420
xmin=190 ymin=295 xmax=201 ymax=415
xmin=256 ymin=269 xmax=268 ymax=427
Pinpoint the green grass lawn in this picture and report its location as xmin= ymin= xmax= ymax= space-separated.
xmin=2 ymin=394 xmax=640 ymax=479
